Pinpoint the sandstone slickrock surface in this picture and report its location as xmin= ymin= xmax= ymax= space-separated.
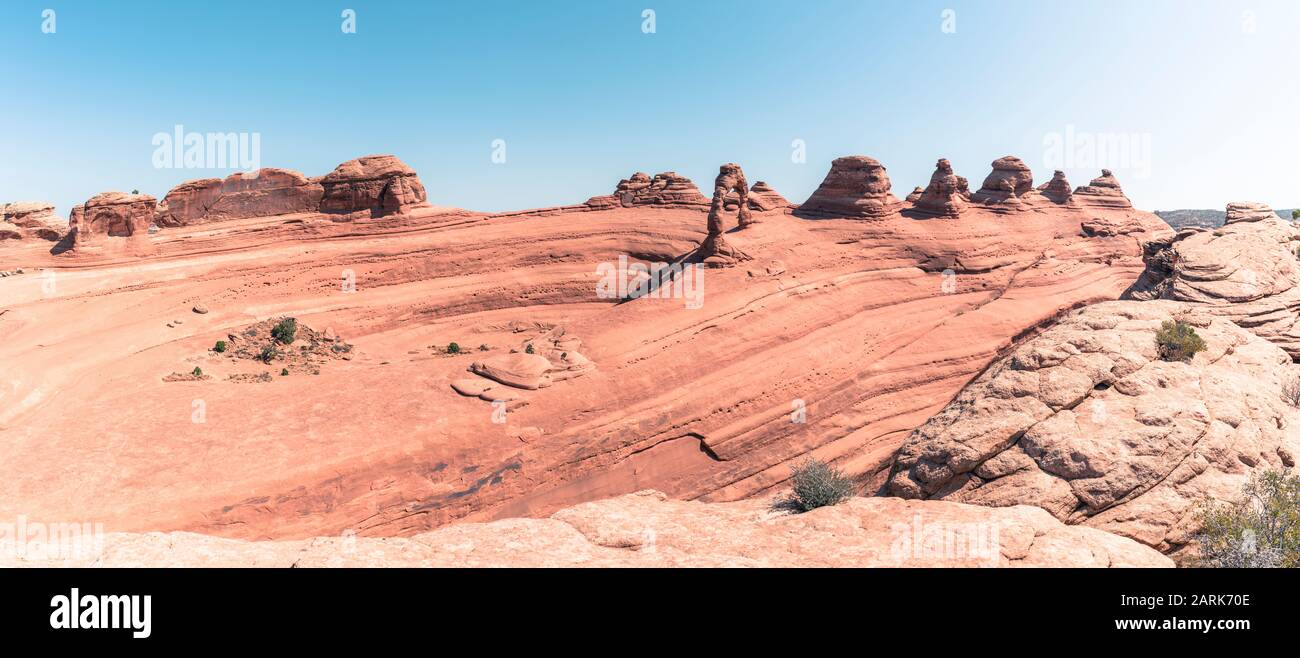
xmin=1073 ymin=169 xmax=1133 ymax=209
xmin=6 ymin=491 xmax=1169 ymax=567
xmin=970 ymin=156 xmax=1035 ymax=208
xmin=156 ymin=168 xmax=324 ymax=226
xmin=69 ymin=192 xmax=157 ymax=246
xmin=1 ymin=201 xmax=65 ymax=241
xmin=913 ymin=158 xmax=970 ymax=217
xmin=797 ymin=155 xmax=903 ymax=218
xmin=1126 ymin=201 xmax=1300 ymax=358
xmin=319 ymin=155 xmax=427 ymax=217
xmin=1037 ymin=170 xmax=1074 ymax=204
xmin=888 ymin=302 xmax=1300 ymax=559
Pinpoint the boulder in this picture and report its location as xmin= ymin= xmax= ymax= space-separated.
xmin=469 ymin=353 xmax=555 ymax=390
xmin=797 ymin=155 xmax=903 ymax=219
xmin=156 ymin=168 xmax=324 ymax=226
xmin=888 ymin=301 xmax=1300 ymax=559
xmin=69 ymin=192 xmax=157 ymax=246
xmin=319 ymin=155 xmax=427 ymax=217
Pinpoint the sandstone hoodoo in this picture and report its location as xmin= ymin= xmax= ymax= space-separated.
xmin=697 ymin=163 xmax=753 ymax=266
xmin=887 ymin=302 xmax=1300 ymax=561
xmin=319 ymin=154 xmax=428 ymax=217
xmin=1126 ymin=201 xmax=1300 ymax=358
xmin=913 ymin=158 xmax=970 ymax=217
xmin=69 ymin=192 xmax=157 ymax=246
xmin=1036 ymin=170 xmax=1074 ymax=204
xmin=969 ymin=156 xmax=1035 ymax=207
xmin=1 ymin=201 xmax=64 ymax=241
xmin=156 ymin=168 xmax=325 ymax=226
xmin=586 ymin=171 xmax=710 ymax=209
xmin=1073 ymin=169 xmax=1132 ymax=209
xmin=797 ymin=155 xmax=902 ymax=219
xmin=729 ymin=180 xmax=791 ymax=212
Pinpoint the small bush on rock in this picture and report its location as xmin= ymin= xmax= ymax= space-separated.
xmin=280 ymin=368 xmax=289 ymax=376
xmin=1156 ymin=320 xmax=1207 ymax=363
xmin=788 ymin=458 xmax=857 ymax=512
xmin=1197 ymin=469 xmax=1300 ymax=568
xmin=191 ymin=367 xmax=203 ymax=377
xmin=213 ymin=340 xmax=227 ymax=353
xmin=271 ymin=317 xmax=297 ymax=345
xmin=258 ymin=345 xmax=279 ymax=364
xmin=1283 ymin=376 xmax=1300 ymax=408
xmin=447 ymin=342 xmax=461 ymax=354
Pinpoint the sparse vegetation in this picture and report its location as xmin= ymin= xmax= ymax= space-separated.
xmin=525 ymin=343 xmax=535 ymax=354
xmin=1292 ymin=209 xmax=1299 ymax=222
xmin=280 ymin=368 xmax=289 ymax=376
xmin=191 ymin=366 xmax=203 ymax=377
xmin=258 ymin=344 xmax=280 ymax=364
xmin=788 ymin=458 xmax=857 ymax=512
xmin=213 ymin=340 xmax=227 ymax=354
xmin=1196 ymin=469 xmax=1300 ymax=568
xmin=270 ymin=317 xmax=297 ymax=345
xmin=331 ymin=343 xmax=352 ymax=354
xmin=447 ymin=342 xmax=461 ymax=354
xmin=1284 ymin=376 xmax=1300 ymax=408
xmin=478 ymin=344 xmax=489 ymax=352
xmin=1156 ymin=320 xmax=1207 ymax=363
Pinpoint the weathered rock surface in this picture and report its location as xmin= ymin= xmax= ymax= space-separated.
xmin=1 ymin=201 xmax=65 ymax=241
xmin=969 ymin=156 xmax=1035 ymax=211
xmin=586 ymin=171 xmax=710 ymax=210
xmin=156 ymin=168 xmax=324 ymax=226
xmin=319 ymin=155 xmax=427 ymax=217
xmin=698 ymin=163 xmax=753 ymax=266
xmin=69 ymin=192 xmax=157 ymax=246
xmin=6 ymin=490 xmax=1169 ymax=567
xmin=1126 ymin=201 xmax=1300 ymax=358
xmin=889 ymin=301 xmax=1300 ymax=559
xmin=1037 ymin=170 xmax=1074 ymax=204
xmin=1073 ymin=169 xmax=1133 ymax=209
xmin=729 ymin=181 xmax=791 ymax=212
xmin=797 ymin=155 xmax=903 ymax=219
xmin=913 ymin=158 xmax=970 ymax=217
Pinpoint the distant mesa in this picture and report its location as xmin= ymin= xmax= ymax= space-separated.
xmin=1073 ymin=169 xmax=1132 ymax=209
xmin=797 ymin=155 xmax=903 ymax=219
xmin=1 ymin=201 xmax=64 ymax=241
xmin=319 ymin=154 xmax=428 ymax=217
xmin=912 ymin=158 xmax=971 ymax=217
xmin=69 ymin=192 xmax=157 ymax=247
xmin=586 ymin=171 xmax=709 ymax=210
xmin=1036 ymin=170 xmax=1074 ymax=204
xmin=157 ymin=168 xmax=324 ymax=226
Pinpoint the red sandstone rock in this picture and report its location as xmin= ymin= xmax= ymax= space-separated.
xmin=1037 ymin=170 xmax=1074 ymax=204
xmin=588 ymin=171 xmax=709 ymax=209
xmin=698 ymin=163 xmax=753 ymax=266
xmin=727 ymin=181 xmax=791 ymax=212
xmin=970 ymin=156 xmax=1034 ymax=206
xmin=157 ymin=168 xmax=324 ymax=226
xmin=319 ymin=155 xmax=427 ymax=217
xmin=1 ymin=201 xmax=65 ymax=241
xmin=913 ymin=159 xmax=970 ymax=217
xmin=69 ymin=192 xmax=157 ymax=246
xmin=797 ymin=155 xmax=902 ymax=218
xmin=1073 ymin=169 xmax=1132 ymax=209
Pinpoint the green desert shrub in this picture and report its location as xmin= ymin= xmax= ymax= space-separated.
xmin=280 ymin=368 xmax=289 ymax=376
xmin=213 ymin=340 xmax=227 ymax=353
xmin=271 ymin=317 xmax=297 ymax=345
xmin=1156 ymin=320 xmax=1207 ymax=362
xmin=1196 ymin=469 xmax=1300 ymax=568
xmin=258 ymin=344 xmax=279 ymax=364
xmin=788 ymin=458 xmax=857 ymax=512
xmin=447 ymin=342 xmax=461 ymax=354
xmin=191 ymin=366 xmax=203 ymax=377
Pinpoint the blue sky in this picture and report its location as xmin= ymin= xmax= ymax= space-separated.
xmin=2 ymin=0 xmax=1298 ymax=217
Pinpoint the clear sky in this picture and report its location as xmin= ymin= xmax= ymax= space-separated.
xmin=3 ymin=0 xmax=1298 ymax=218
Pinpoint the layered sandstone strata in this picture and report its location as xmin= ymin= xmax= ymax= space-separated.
xmin=69 ymin=192 xmax=157 ymax=246
xmin=1073 ymin=169 xmax=1133 ymax=209
xmin=319 ymin=155 xmax=428 ymax=217
xmin=888 ymin=302 xmax=1300 ymax=560
xmin=913 ymin=158 xmax=970 ymax=217
xmin=156 ymin=168 xmax=325 ymax=226
xmin=1 ymin=201 xmax=64 ymax=241
xmin=5 ymin=490 xmax=1170 ymax=567
xmin=586 ymin=171 xmax=710 ymax=209
xmin=797 ymin=155 xmax=903 ymax=218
